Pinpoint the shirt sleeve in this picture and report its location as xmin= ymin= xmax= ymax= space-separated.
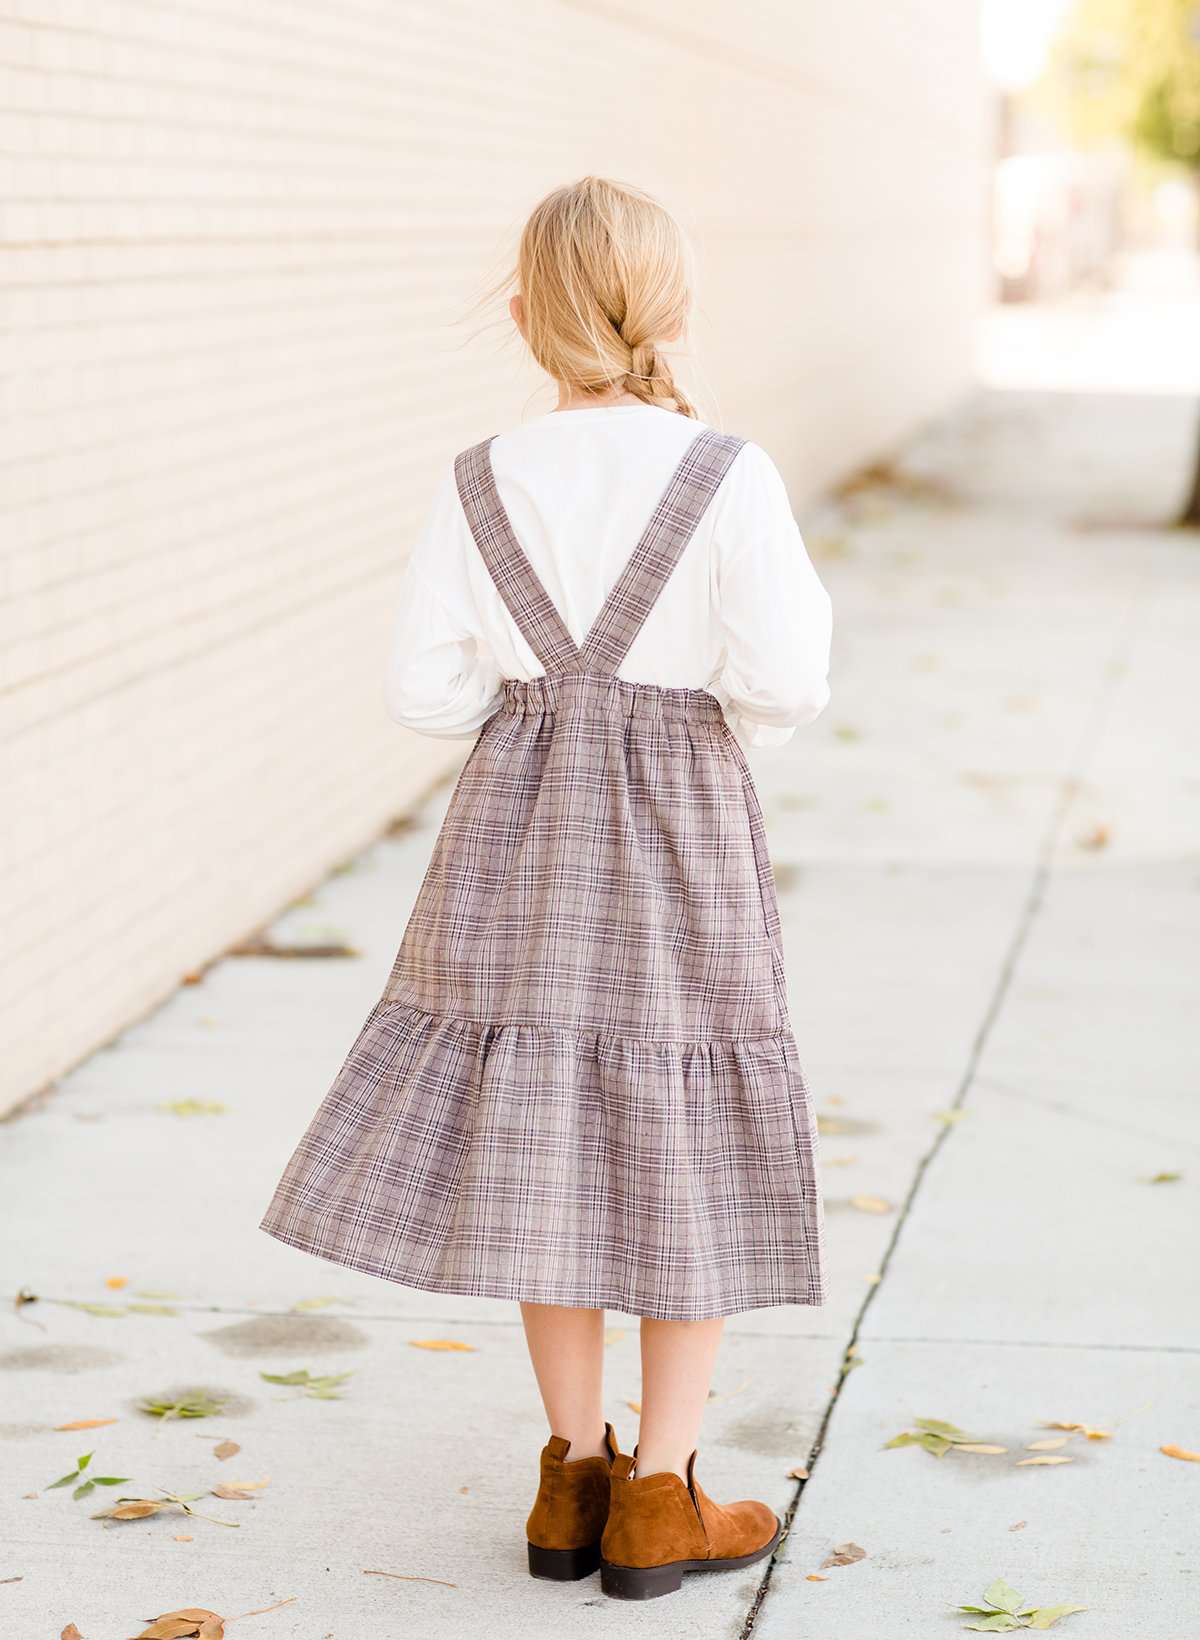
xmin=383 ymin=464 xmax=504 ymax=740
xmin=708 ymin=441 xmax=832 ymax=750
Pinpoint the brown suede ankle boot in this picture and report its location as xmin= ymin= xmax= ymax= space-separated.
xmin=526 ymin=1421 xmax=621 ymax=1581
xmin=600 ymin=1447 xmax=781 ymax=1600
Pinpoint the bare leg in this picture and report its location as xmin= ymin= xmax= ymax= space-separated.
xmin=635 ymin=1317 xmax=726 ymax=1480
xmin=519 ymin=1302 xmax=609 ymax=1458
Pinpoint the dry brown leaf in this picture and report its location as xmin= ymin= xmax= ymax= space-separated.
xmin=362 ymin=1570 xmax=458 ymax=1588
xmin=108 ymin=1500 xmax=169 ymax=1519
xmin=1161 ymin=1443 xmax=1200 ymax=1462
xmin=408 ymin=1338 xmax=476 ymax=1352
xmin=211 ymin=1485 xmax=256 ymax=1502
xmin=105 ymin=1276 xmax=129 ymax=1290
xmin=1015 ymin=1454 xmax=1074 ymax=1466
xmin=1044 ymin=1421 xmax=1112 ymax=1439
xmin=849 ymin=1195 xmax=892 ymax=1214
xmin=820 ymin=1541 xmax=867 ymax=1568
xmin=173 ymin=1535 xmax=193 ymax=1542
xmin=223 ymin=1477 xmax=269 ymax=1491
xmin=626 ymin=1399 xmax=641 ymax=1413
xmin=787 ymin=1466 xmax=809 ymax=1479
xmin=1077 ymin=823 xmax=1110 ymax=850
xmin=61 ymin=1626 xmax=84 ymax=1640
xmin=213 ymin=1439 xmax=240 ymax=1461
xmin=55 ymin=1418 xmax=118 ymax=1431
xmin=805 ymin=1574 xmax=828 ymax=1582
xmin=1025 ymin=1436 xmax=1071 ymax=1451
xmin=135 ymin=1614 xmax=222 ymax=1640
xmin=955 ymin=1443 xmax=1008 ymax=1455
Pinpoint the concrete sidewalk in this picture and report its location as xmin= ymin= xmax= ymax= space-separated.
xmin=2 ymin=389 xmax=1197 ymax=1640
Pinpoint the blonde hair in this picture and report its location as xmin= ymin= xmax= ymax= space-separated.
xmin=511 ymin=176 xmax=697 ymax=418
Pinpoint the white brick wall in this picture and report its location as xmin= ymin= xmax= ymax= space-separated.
xmin=0 ymin=0 xmax=983 ymax=1112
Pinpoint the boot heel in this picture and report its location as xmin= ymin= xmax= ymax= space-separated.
xmin=527 ymin=1540 xmax=601 ymax=1581
xmin=600 ymin=1558 xmax=686 ymax=1600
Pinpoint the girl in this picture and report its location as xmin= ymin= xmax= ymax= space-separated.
xmin=261 ymin=176 xmax=832 ymax=1602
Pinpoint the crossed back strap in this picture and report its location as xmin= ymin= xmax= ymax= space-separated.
xmin=453 ymin=426 xmax=746 ymax=679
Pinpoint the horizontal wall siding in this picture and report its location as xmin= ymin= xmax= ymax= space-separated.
xmin=0 ymin=0 xmax=983 ymax=1111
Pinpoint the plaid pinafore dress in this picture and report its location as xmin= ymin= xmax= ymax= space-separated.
xmin=261 ymin=426 xmax=827 ymax=1320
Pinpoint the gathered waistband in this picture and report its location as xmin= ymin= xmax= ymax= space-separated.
xmin=500 ymin=672 xmax=726 ymax=725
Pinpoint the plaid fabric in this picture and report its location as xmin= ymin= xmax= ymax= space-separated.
xmin=260 ymin=428 xmax=827 ymax=1319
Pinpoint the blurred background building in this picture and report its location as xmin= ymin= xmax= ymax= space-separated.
xmin=4 ymin=0 xmax=1198 ymax=1116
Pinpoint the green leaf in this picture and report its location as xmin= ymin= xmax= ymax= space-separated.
xmin=883 ymin=1431 xmax=919 ymax=1448
xmin=62 ymin=1301 xmax=127 ymax=1318
xmin=76 ymin=1452 xmax=92 ymax=1471
xmin=916 ymin=1417 xmax=971 ymax=1438
xmin=982 ymin=1579 xmax=1024 ymax=1615
xmin=1027 ymin=1605 xmax=1088 ymax=1630
xmin=72 ymin=1480 xmax=95 ymax=1500
xmin=919 ymin=1432 xmax=953 ymax=1456
xmin=92 ymin=1476 xmax=129 ymax=1486
xmin=260 ymin=1369 xmax=312 ymax=1386
xmin=138 ymin=1390 xmax=228 ymax=1420
xmin=964 ymin=1617 xmax=1023 ymax=1633
xmin=47 ymin=1471 xmax=80 ymax=1489
xmin=127 ymin=1302 xmax=178 ymax=1316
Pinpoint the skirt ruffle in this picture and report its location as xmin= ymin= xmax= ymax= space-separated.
xmin=260 ymin=999 xmax=827 ymax=1322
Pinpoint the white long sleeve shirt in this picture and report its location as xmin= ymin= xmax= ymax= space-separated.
xmin=384 ymin=403 xmax=832 ymax=750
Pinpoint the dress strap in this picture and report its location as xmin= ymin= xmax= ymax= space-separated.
xmin=454 ymin=436 xmax=582 ymax=674
xmin=578 ymin=428 xmax=746 ymax=678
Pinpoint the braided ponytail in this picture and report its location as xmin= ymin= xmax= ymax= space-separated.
xmin=511 ymin=176 xmax=698 ymax=418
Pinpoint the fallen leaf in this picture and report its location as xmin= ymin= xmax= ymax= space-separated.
xmin=260 ymin=1369 xmax=352 ymax=1399
xmin=1009 ymin=1521 xmax=1027 ymax=1531
xmin=1015 ymin=1455 xmax=1073 ymax=1466
xmin=1043 ymin=1421 xmax=1111 ymax=1439
xmin=55 ymin=1418 xmax=118 ymax=1432
xmin=211 ymin=1485 xmax=257 ymax=1502
xmin=159 ymin=1100 xmax=226 ymax=1117
xmin=104 ymin=1276 xmax=128 ymax=1291
xmin=806 ymin=1573 xmax=828 ymax=1581
xmin=626 ymin=1400 xmax=641 ymax=1413
xmin=787 ymin=1466 xmax=809 ymax=1479
xmin=1141 ymin=1170 xmax=1182 ymax=1184
xmin=820 ymin=1541 xmax=867 ymax=1568
xmin=1076 ymin=823 xmax=1109 ymax=850
xmin=139 ymin=1391 xmax=228 ymax=1420
xmin=934 ymin=1109 xmax=965 ymax=1124
xmin=362 ymin=1570 xmax=457 ymax=1588
xmin=103 ymin=1499 xmax=169 ymax=1519
xmin=1025 ymin=1437 xmax=1071 ymax=1451
xmin=135 ymin=1611 xmax=223 ymax=1640
xmin=604 ymin=1328 xmax=625 ymax=1345
xmin=1026 ymin=1604 xmax=1088 ymax=1629
xmin=407 ymin=1339 xmax=475 ymax=1352
xmin=849 ymin=1195 xmax=892 ymax=1214
xmin=61 ymin=1627 xmax=84 ymax=1640
xmin=865 ymin=1273 xmax=882 ymax=1284
xmin=213 ymin=1440 xmax=240 ymax=1461
xmin=0 ymin=1577 xmax=24 ymax=1585
xmin=61 ymin=1301 xmax=126 ymax=1318
xmin=1160 ymin=1443 xmax=1200 ymax=1462
xmin=291 ymin=1297 xmax=339 ymax=1312
xmin=956 ymin=1443 xmax=1008 ymax=1455
xmin=173 ymin=1534 xmax=193 ymax=1542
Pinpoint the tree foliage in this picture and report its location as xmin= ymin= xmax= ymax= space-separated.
xmin=1045 ymin=0 xmax=1200 ymax=169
